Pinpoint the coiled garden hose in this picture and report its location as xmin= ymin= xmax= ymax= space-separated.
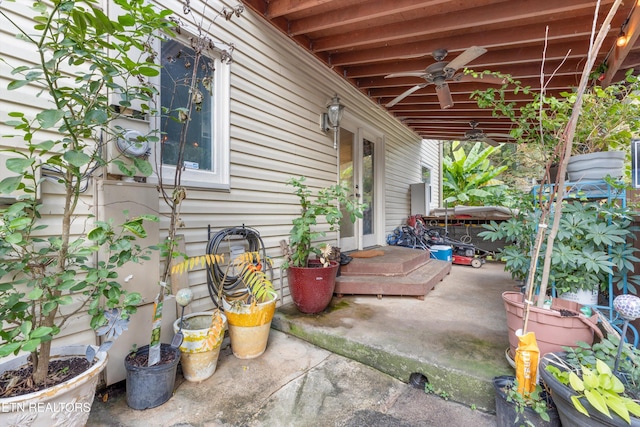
xmin=205 ymin=226 xmax=269 ymax=307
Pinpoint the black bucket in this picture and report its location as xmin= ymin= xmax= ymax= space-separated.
xmin=124 ymin=343 xmax=180 ymax=410
xmin=493 ymin=375 xmax=560 ymax=427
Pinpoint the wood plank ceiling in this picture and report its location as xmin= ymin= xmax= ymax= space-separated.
xmin=243 ymin=0 xmax=640 ymax=144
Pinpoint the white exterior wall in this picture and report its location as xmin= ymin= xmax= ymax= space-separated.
xmin=0 ymin=1 xmax=441 ymax=344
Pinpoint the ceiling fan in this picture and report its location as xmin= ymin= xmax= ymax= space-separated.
xmin=384 ymin=46 xmax=502 ymax=109
xmin=461 ymin=121 xmax=512 ymax=146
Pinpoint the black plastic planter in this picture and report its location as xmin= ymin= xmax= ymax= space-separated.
xmin=124 ymin=344 xmax=180 ymax=410
xmin=493 ymin=375 xmax=560 ymax=427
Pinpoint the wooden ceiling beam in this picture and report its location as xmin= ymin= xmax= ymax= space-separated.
xmin=331 ymin=21 xmax=618 ymax=67
xmin=339 ymin=41 xmax=611 ymax=83
xmin=345 ymin=52 xmax=605 ymax=79
xmin=288 ymin=0 xmax=462 ymax=35
xmin=266 ymin=0 xmax=348 ymax=19
xmin=311 ymin=0 xmax=617 ymax=52
xmin=602 ymin=3 xmax=640 ymax=85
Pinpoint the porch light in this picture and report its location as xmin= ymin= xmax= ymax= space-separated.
xmin=616 ymin=31 xmax=628 ymax=47
xmin=320 ymin=95 xmax=344 ymax=149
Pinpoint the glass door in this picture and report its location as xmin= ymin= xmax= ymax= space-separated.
xmin=339 ymin=127 xmax=379 ymax=251
xmin=339 ymin=128 xmax=357 ymax=251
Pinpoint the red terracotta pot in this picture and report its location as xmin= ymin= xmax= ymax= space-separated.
xmin=288 ymin=260 xmax=339 ymax=314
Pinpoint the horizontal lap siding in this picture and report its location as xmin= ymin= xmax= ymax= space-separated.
xmin=189 ymin=1 xmax=433 ymax=306
xmin=1 ymin=1 xmax=440 ymax=322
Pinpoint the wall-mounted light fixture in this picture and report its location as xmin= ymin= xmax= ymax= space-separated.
xmin=320 ymin=95 xmax=345 ymax=149
xmin=617 ymin=31 xmax=628 ymax=47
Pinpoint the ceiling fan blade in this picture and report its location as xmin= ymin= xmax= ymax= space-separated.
xmin=486 ymin=133 xmax=516 ymax=139
xmin=453 ymin=73 xmax=505 ymax=84
xmin=386 ymin=83 xmax=428 ymax=107
xmin=385 ymin=72 xmax=427 ymax=79
xmin=435 ymin=83 xmax=454 ymax=109
xmin=445 ymin=46 xmax=487 ymax=72
xmin=480 ymin=137 xmax=501 ymax=147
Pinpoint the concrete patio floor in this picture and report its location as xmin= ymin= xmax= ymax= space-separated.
xmin=88 ymin=260 xmax=516 ymax=426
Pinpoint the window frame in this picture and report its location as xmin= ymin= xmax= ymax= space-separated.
xmin=149 ymin=33 xmax=231 ymax=190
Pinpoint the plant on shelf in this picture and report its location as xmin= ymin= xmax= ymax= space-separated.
xmin=469 ymin=68 xmax=640 ymax=183
xmin=281 ymin=176 xmax=366 ymax=314
xmin=0 ymin=0 xmax=169 ymax=420
xmin=481 ymin=187 xmax=640 ymax=297
xmin=470 ymin=69 xmax=640 ymax=154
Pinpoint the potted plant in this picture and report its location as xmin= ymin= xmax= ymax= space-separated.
xmin=493 ymin=375 xmax=560 ymax=427
xmin=173 ymin=251 xmax=277 ymax=360
xmin=564 ymin=75 xmax=640 ymax=181
xmin=481 ymin=186 xmax=640 ymax=357
xmin=0 ymin=1 xmax=169 ymax=423
xmin=473 ymin=50 xmax=640 ymax=356
xmin=282 ymin=176 xmax=366 ymax=314
xmin=470 ymin=70 xmax=640 ymax=183
xmin=122 ymin=0 xmax=243 ymax=395
xmin=540 ymin=335 xmax=640 ymax=426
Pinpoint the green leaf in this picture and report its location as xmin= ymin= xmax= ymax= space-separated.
xmin=6 ymin=157 xmax=34 ymax=173
xmin=57 ymin=296 xmax=74 ymax=305
xmin=0 ymin=342 xmax=22 ymax=357
xmin=20 ymin=320 xmax=32 ymax=337
xmin=21 ymin=339 xmax=41 ymax=353
xmin=8 ymin=80 xmax=30 ymax=90
xmin=0 ymin=176 xmax=22 ymax=194
xmin=133 ymin=157 xmax=153 ymax=176
xmin=571 ymin=395 xmax=590 ymax=417
xmin=606 ymin=395 xmax=631 ymax=423
xmin=35 ymin=109 xmax=65 ymax=128
xmin=137 ymin=66 xmax=159 ymax=77
xmin=122 ymin=219 xmax=146 ymax=238
xmin=584 ymin=389 xmax=611 ymax=418
xmin=30 ymin=326 xmax=53 ymax=338
xmin=85 ymin=109 xmax=108 ymax=125
xmin=569 ymin=371 xmax=585 ymax=391
xmin=27 ymin=288 xmax=43 ymax=300
xmin=63 ymin=150 xmax=91 ymax=167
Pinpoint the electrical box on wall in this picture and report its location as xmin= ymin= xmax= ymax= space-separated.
xmin=105 ymin=116 xmax=152 ymax=177
xmin=410 ymin=182 xmax=431 ymax=216
xmin=95 ymin=179 xmax=172 ymax=385
xmin=0 ymin=152 xmax=41 ymax=204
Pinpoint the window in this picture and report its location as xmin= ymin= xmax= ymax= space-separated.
xmin=421 ymin=165 xmax=431 ymax=184
xmin=152 ymin=36 xmax=230 ymax=189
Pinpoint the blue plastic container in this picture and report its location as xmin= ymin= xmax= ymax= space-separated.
xmin=429 ymin=245 xmax=452 ymax=262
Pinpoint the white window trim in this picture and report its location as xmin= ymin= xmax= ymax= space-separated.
xmin=148 ymin=34 xmax=231 ymax=191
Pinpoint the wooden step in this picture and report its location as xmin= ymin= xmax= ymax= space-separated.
xmin=335 ymin=246 xmax=451 ymax=299
xmin=340 ymin=246 xmax=430 ymax=276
